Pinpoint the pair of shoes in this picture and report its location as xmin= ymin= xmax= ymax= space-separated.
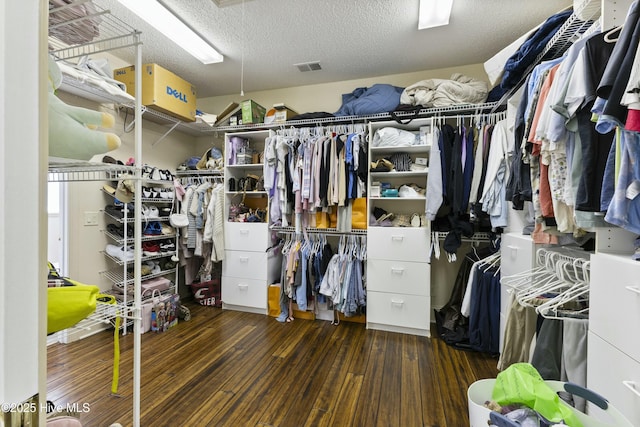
xmin=144 ymin=260 xmax=161 ymax=275
xmin=142 ymin=205 xmax=159 ymax=219
xmin=148 ymin=167 xmax=173 ymax=181
xmin=142 ymin=241 xmax=161 ymax=256
xmin=106 ymin=244 xmax=134 ymax=262
xmin=159 ymin=241 xmax=176 ymax=255
xmin=161 ymin=223 xmax=175 ymax=236
xmin=143 ymin=221 xmax=162 ymax=235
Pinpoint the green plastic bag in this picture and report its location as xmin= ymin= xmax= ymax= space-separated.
xmin=492 ymin=363 xmax=583 ymax=427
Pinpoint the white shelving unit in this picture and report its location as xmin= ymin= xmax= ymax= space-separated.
xmin=222 ymin=129 xmax=275 ymax=314
xmin=48 ymin=1 xmax=144 ymax=425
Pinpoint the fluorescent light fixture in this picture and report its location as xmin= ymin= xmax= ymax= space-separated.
xmin=117 ymin=0 xmax=223 ymax=64
xmin=418 ymin=0 xmax=453 ymax=30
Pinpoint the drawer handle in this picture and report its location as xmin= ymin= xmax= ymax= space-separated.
xmin=391 ymin=235 xmax=404 ymax=242
xmin=391 ymin=267 xmax=405 ymax=275
xmin=239 ymin=256 xmax=249 ymax=263
xmin=625 ymin=286 xmax=640 ymax=296
xmin=238 ymin=283 xmax=249 ymax=291
xmin=239 ymin=229 xmax=249 ymax=235
xmin=623 ymin=381 xmax=640 ymax=399
xmin=391 ymin=299 xmax=404 ymax=306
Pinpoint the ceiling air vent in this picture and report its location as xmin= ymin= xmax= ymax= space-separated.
xmin=295 ymin=61 xmax=322 ymax=72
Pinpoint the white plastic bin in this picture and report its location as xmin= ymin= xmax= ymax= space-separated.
xmin=467 ymin=379 xmax=634 ymax=427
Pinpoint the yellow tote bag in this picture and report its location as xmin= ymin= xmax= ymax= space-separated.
xmin=48 ymin=283 xmax=99 ymax=334
xmin=351 ymin=198 xmax=367 ymax=229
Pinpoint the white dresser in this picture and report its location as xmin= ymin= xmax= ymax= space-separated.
xmin=222 ymin=210 xmax=271 ymax=314
xmin=588 ymin=252 xmax=640 ymax=425
xmin=366 ymin=227 xmax=431 ymax=336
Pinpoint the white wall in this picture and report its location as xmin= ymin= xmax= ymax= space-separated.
xmin=196 ymin=63 xmax=488 ymax=118
xmin=0 ymin=0 xmax=47 ymax=421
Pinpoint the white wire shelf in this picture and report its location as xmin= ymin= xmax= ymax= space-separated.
xmin=272 ymin=226 xmax=368 ymax=235
xmin=101 ymin=268 xmax=176 ymax=287
xmin=490 ymin=4 xmax=600 ymax=111
xmin=370 ymin=145 xmax=431 ymax=153
xmin=370 ymin=170 xmax=428 ymax=178
xmin=102 ymin=229 xmax=176 ymax=245
xmin=102 ymin=251 xmax=176 ymax=267
xmin=48 ymin=159 xmax=134 ymax=182
xmin=208 ymin=102 xmax=502 ymax=132
xmin=175 ymin=169 xmax=224 ymax=177
xmin=48 ymin=0 xmax=141 ymax=60
xmin=369 ymin=196 xmax=426 ymax=201
xmin=433 ymin=231 xmax=496 ymax=243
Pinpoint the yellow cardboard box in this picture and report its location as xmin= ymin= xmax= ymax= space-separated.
xmin=113 ymin=63 xmax=197 ymax=122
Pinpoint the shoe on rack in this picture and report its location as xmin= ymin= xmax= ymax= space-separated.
xmin=159 ymin=241 xmax=176 ymax=255
xmin=141 ymin=264 xmax=152 ymax=276
xmin=142 ymin=186 xmax=153 ymax=199
xmin=142 ymin=241 xmax=161 ymax=256
xmin=107 ymin=223 xmax=124 ymax=237
xmin=105 ymin=204 xmax=124 ymax=219
xmin=142 ymin=165 xmax=154 ymax=180
xmin=143 ymin=221 xmax=163 ymax=236
xmin=145 ymin=260 xmax=161 ymax=275
xmin=149 ymin=206 xmax=160 ymax=218
xmin=151 ymin=167 xmax=162 ymax=181
xmin=106 ymin=244 xmax=134 ymax=262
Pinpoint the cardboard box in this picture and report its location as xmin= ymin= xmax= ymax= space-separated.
xmin=264 ymin=104 xmax=299 ymax=124
xmin=113 ymin=63 xmax=197 ymax=122
xmin=273 ymin=104 xmax=298 ymax=123
xmin=240 ymin=100 xmax=266 ymax=124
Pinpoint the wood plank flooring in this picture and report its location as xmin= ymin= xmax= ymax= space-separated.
xmin=47 ymin=302 xmax=499 ymax=427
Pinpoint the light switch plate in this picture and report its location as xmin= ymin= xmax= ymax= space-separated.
xmin=84 ymin=211 xmax=99 ymax=226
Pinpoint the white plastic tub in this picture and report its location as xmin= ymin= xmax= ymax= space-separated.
xmin=467 ymin=378 xmax=634 ymax=427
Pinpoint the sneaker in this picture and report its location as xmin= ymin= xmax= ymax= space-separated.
xmin=145 ymin=260 xmax=161 ymax=275
xmin=143 ymin=221 xmax=162 ymax=235
xmin=142 ymin=186 xmax=153 ymax=199
xmin=159 ymin=241 xmax=176 ymax=255
xmin=106 ymin=244 xmax=134 ymax=262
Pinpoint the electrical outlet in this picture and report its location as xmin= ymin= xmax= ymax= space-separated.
xmin=84 ymin=211 xmax=99 ymax=226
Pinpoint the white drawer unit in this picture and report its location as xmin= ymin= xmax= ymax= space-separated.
xmin=590 ymin=253 xmax=640 ymax=361
xmin=587 ymin=332 xmax=640 ymax=426
xmin=367 ymin=260 xmax=430 ymax=296
xmin=225 ymin=222 xmax=269 ymax=251
xmin=366 ymin=223 xmax=431 ymax=336
xmin=366 ymin=291 xmax=430 ymax=336
xmin=221 ymin=276 xmax=267 ymax=313
xmin=222 ymin=249 xmax=267 ymax=280
xmin=367 ymin=227 xmax=430 ymax=263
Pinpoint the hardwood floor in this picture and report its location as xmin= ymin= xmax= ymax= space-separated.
xmin=47 ymin=302 xmax=499 ymax=427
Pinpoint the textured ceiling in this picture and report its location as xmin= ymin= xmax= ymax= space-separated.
xmin=96 ymin=0 xmax=573 ymax=98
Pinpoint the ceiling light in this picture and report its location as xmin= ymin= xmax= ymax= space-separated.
xmin=117 ymin=0 xmax=223 ymax=64
xmin=418 ymin=0 xmax=453 ymax=30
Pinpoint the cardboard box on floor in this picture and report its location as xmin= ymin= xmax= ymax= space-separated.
xmin=113 ymin=63 xmax=197 ymax=122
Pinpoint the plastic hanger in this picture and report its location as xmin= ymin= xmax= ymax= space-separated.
xmin=604 ymin=24 xmax=623 ymax=43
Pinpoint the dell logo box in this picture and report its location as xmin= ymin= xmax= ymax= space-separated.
xmin=167 ymin=86 xmax=188 ymax=103
xmin=113 ymin=63 xmax=197 ymax=122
